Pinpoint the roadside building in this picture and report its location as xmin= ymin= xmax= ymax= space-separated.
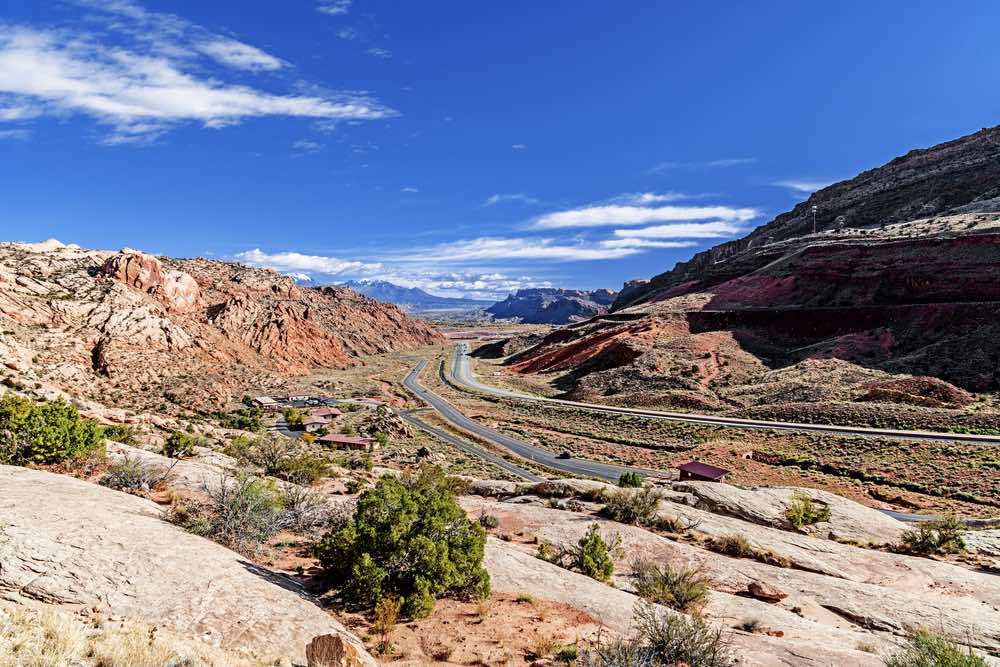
xmin=252 ymin=396 xmax=281 ymax=413
xmin=318 ymin=433 xmax=374 ymax=451
xmin=676 ymin=461 xmax=730 ymax=483
xmin=301 ymin=415 xmax=331 ymax=432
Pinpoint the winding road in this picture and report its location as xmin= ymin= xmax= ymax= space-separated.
xmin=450 ymin=343 xmax=1000 ymax=447
xmin=402 ymin=358 xmax=665 ymax=482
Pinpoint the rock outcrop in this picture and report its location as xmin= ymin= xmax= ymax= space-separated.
xmin=0 ymin=465 xmax=376 ymax=666
xmin=0 ymin=241 xmax=443 ymax=412
xmin=487 ymin=288 xmax=618 ymax=324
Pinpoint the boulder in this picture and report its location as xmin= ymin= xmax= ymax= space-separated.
xmin=100 ymin=251 xmax=202 ymax=313
xmin=468 ymin=479 xmax=519 ymax=497
xmin=306 ymin=634 xmax=368 ymax=667
xmin=747 ymin=580 xmax=788 ymax=602
xmin=0 ymin=466 xmax=375 ymax=666
xmin=674 ymin=481 xmax=907 ymax=544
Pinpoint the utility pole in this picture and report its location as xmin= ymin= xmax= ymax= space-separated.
xmin=811 ymin=205 xmax=818 ymax=234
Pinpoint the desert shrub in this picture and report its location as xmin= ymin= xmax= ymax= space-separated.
xmin=618 ymin=471 xmax=643 ymax=488
xmin=170 ymin=474 xmax=287 ymax=556
xmin=632 ymin=557 xmax=709 ymax=612
xmin=234 ymin=434 xmax=331 ymax=485
xmin=280 ymin=482 xmax=332 ymax=532
xmin=601 ymin=488 xmax=662 ymax=525
xmin=883 ymin=628 xmax=987 ymax=667
xmin=896 ymin=514 xmax=966 ymax=556
xmin=283 ymin=407 xmax=304 ymax=429
xmin=0 ymin=395 xmax=105 ymax=465
xmin=162 ymin=431 xmax=195 ymax=459
xmin=99 ymin=456 xmax=171 ymax=493
xmin=313 ymin=465 xmax=490 ymax=618
xmin=214 ymin=407 xmax=263 ymax=432
xmin=103 ymin=423 xmax=139 ymax=446
xmin=784 ymin=491 xmax=831 ymax=529
xmin=372 ymin=595 xmax=401 ymax=655
xmin=577 ymin=523 xmax=615 ymax=583
xmin=709 ymin=534 xmax=752 ymax=558
xmin=580 ymin=602 xmax=732 ymax=667
xmin=478 ymin=513 xmax=500 ymax=529
xmin=555 ymin=644 xmax=579 ymax=664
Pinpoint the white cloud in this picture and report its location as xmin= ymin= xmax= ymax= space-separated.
xmin=293 ymin=139 xmax=322 ymax=153
xmin=0 ymin=128 xmax=30 ymax=140
xmin=0 ymin=102 xmax=40 ymax=121
xmin=318 ymin=0 xmax=352 ymax=15
xmin=235 ymin=248 xmax=381 ymax=276
xmin=533 ymin=204 xmax=758 ymax=229
xmin=650 ymin=157 xmax=756 ymax=173
xmin=612 ymin=221 xmax=744 ymax=239
xmin=0 ymin=25 xmax=394 ymax=143
xmin=773 ymin=179 xmax=834 ymax=193
xmin=400 ymin=186 xmax=419 ymax=193
xmin=399 ymin=237 xmax=639 ymax=262
xmin=195 ymin=38 xmax=284 ymax=72
xmin=336 ymin=27 xmax=359 ymax=40
xmin=511 ymin=143 xmax=526 ymax=150
xmin=365 ymin=47 xmax=391 ymax=59
xmin=599 ymin=238 xmax=697 ymax=250
xmin=484 ymin=193 xmax=540 ymax=206
xmin=610 ymin=192 xmax=689 ymax=205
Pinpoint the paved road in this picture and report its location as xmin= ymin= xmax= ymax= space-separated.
xmin=450 ymin=343 xmax=1000 ymax=447
xmin=396 ymin=410 xmax=544 ymax=482
xmin=403 ymin=358 xmax=665 ymax=482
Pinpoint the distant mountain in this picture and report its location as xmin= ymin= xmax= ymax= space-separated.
xmin=338 ymin=279 xmax=493 ymax=314
xmin=486 ymin=288 xmax=618 ymax=324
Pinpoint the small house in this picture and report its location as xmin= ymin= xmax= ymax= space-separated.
xmin=312 ymin=407 xmax=343 ymax=419
xmin=301 ymin=415 xmax=331 ymax=432
xmin=676 ymin=461 xmax=729 ymax=483
xmin=318 ymin=433 xmax=373 ymax=451
xmin=252 ymin=396 xmax=280 ymax=412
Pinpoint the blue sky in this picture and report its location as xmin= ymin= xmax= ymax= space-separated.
xmin=2 ymin=1 xmax=999 ymax=299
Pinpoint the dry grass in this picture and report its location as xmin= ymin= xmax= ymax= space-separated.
xmin=0 ymin=607 xmax=265 ymax=667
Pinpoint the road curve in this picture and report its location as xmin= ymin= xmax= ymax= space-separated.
xmin=403 ymin=358 xmax=665 ymax=482
xmin=450 ymin=343 xmax=1000 ymax=447
xmin=396 ymin=409 xmax=544 ymax=482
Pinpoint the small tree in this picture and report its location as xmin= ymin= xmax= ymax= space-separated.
xmin=577 ymin=523 xmax=615 ymax=583
xmin=618 ymin=471 xmax=643 ymax=488
xmin=283 ymin=408 xmax=304 ymax=429
xmin=785 ymin=492 xmax=831 ymax=529
xmin=314 ymin=465 xmax=490 ymax=618
xmin=372 ymin=596 xmax=401 ymax=655
xmin=0 ymin=395 xmax=104 ymax=465
xmin=162 ymin=431 xmax=195 ymax=459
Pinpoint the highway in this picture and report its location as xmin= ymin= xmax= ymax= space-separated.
xmin=402 ymin=359 xmax=666 ymax=482
xmin=450 ymin=343 xmax=1000 ymax=447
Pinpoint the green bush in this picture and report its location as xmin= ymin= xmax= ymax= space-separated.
xmin=883 ymin=628 xmax=987 ymax=667
xmin=214 ymin=407 xmax=263 ymax=432
xmin=896 ymin=513 xmax=966 ymax=556
xmin=709 ymin=533 xmax=753 ymax=558
xmin=784 ymin=492 xmax=831 ymax=529
xmin=235 ymin=434 xmax=331 ymax=485
xmin=577 ymin=523 xmax=615 ymax=583
xmin=313 ymin=466 xmax=490 ymax=618
xmin=601 ymin=487 xmax=662 ymax=526
xmin=162 ymin=431 xmax=195 ymax=458
xmin=0 ymin=395 xmax=104 ymax=465
xmin=103 ymin=423 xmax=139 ymax=446
xmin=632 ymin=557 xmax=709 ymax=612
xmin=283 ymin=408 xmax=304 ymax=429
xmin=618 ymin=471 xmax=643 ymax=488
xmin=478 ymin=513 xmax=500 ymax=529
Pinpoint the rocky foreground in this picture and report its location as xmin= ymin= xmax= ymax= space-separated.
xmin=3 ymin=441 xmax=999 ymax=665
xmin=0 ymin=240 xmax=441 ymax=413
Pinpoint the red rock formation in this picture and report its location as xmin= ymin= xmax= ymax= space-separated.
xmin=100 ymin=251 xmax=202 ymax=313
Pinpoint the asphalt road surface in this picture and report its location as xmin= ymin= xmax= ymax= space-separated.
xmin=450 ymin=343 xmax=1000 ymax=447
xmin=403 ymin=358 xmax=665 ymax=482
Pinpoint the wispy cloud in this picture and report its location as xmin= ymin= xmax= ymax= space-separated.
xmin=611 ymin=221 xmax=744 ymax=239
xmin=0 ymin=128 xmax=30 ymax=140
xmin=0 ymin=23 xmax=394 ymax=144
xmin=484 ymin=193 xmax=540 ymax=207
xmin=365 ymin=47 xmax=391 ymax=59
xmin=398 ymin=237 xmax=639 ymax=262
xmin=511 ymin=143 xmax=527 ymax=150
xmin=533 ymin=203 xmax=758 ymax=229
xmin=599 ymin=238 xmax=697 ymax=250
xmin=400 ymin=186 xmax=419 ymax=193
xmin=650 ymin=157 xmax=756 ymax=173
xmin=293 ymin=139 xmax=322 ymax=153
xmin=336 ymin=27 xmax=359 ymax=40
xmin=317 ymin=0 xmax=352 ymax=16
xmin=608 ymin=192 xmax=690 ymax=205
xmin=772 ymin=179 xmax=835 ymax=194
xmin=196 ymin=38 xmax=284 ymax=72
